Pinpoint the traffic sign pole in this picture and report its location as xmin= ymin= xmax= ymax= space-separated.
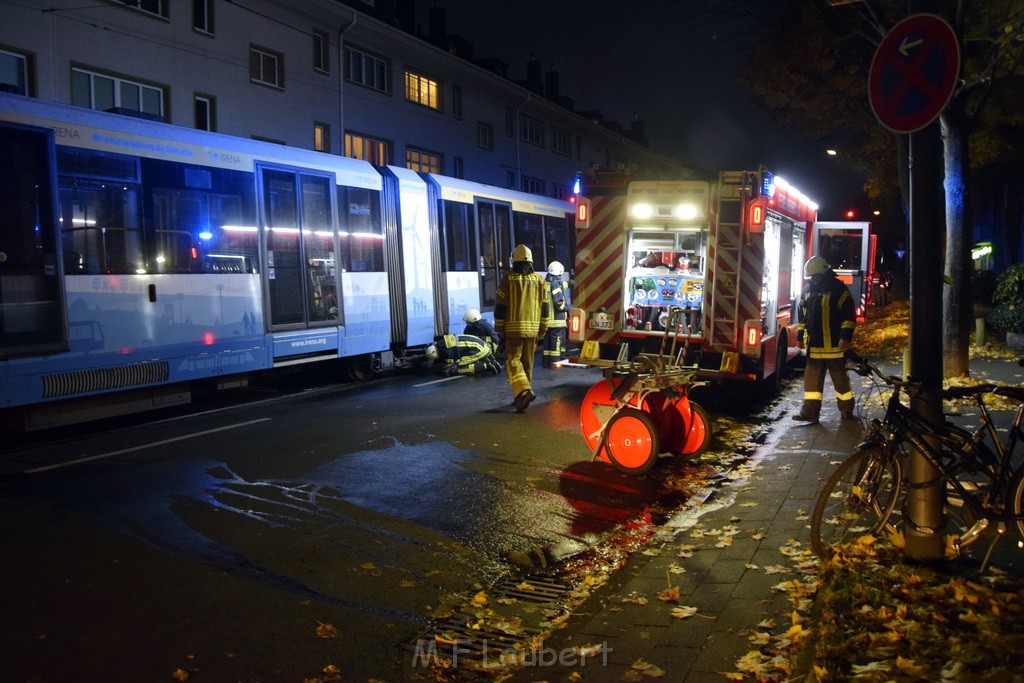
xmin=875 ymin=5 xmax=958 ymax=562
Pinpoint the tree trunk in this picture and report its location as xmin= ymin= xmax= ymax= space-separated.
xmin=941 ymin=109 xmax=972 ymax=378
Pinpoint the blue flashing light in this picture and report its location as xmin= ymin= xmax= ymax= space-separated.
xmin=572 ymin=172 xmax=582 ymax=196
xmin=760 ymin=171 xmax=775 ymax=198
xmin=198 ymin=230 xmax=213 ymax=240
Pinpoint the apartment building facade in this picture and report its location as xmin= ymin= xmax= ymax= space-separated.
xmin=0 ymin=0 xmax=695 ymax=197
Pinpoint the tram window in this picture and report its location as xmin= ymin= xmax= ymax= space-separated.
xmin=58 ymin=178 xmax=144 ymax=275
xmin=141 ymin=159 xmax=258 ymax=273
xmin=544 ymin=215 xmax=571 ymax=272
xmin=442 ymin=201 xmax=475 ymax=271
xmin=339 ymin=186 xmax=383 ymax=272
xmin=513 ymin=213 xmax=543 ymax=264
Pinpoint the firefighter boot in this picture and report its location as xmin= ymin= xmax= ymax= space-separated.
xmin=792 ymin=404 xmax=820 ymax=425
xmin=515 ymin=389 xmax=536 ymax=413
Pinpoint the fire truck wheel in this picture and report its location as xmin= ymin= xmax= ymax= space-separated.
xmin=603 ymin=408 xmax=660 ymax=474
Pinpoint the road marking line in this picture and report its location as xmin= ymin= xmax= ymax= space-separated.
xmin=413 ymin=375 xmax=465 ymax=387
xmin=23 ymin=418 xmax=271 ymax=474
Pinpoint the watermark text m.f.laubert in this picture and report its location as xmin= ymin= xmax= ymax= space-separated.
xmin=411 ymin=638 xmax=612 ymax=669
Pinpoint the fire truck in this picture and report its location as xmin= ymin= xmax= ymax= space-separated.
xmin=812 ymin=221 xmax=877 ymax=321
xmin=569 ymin=169 xmax=818 ymax=389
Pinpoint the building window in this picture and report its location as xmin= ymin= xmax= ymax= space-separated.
xmin=452 ymin=157 xmax=464 ymax=179
xmin=117 ymin=0 xmax=167 ymax=18
xmin=404 ymin=70 xmax=440 ymax=110
xmin=194 ymin=94 xmax=214 ymax=131
xmin=344 ymin=46 xmax=391 ymax=93
xmin=477 ymin=122 xmax=494 ymax=151
xmin=313 ymin=30 xmax=330 ymax=74
xmin=345 ymin=132 xmax=389 ymax=165
xmin=552 ymin=184 xmax=567 ymax=200
xmin=71 ymin=67 xmax=164 ymax=117
xmin=519 ymin=114 xmax=544 ymax=146
xmin=250 ymin=45 xmax=284 ymax=89
xmin=576 ymin=135 xmax=582 ymax=161
xmin=452 ymin=84 xmax=463 ymax=120
xmin=506 ymin=170 xmax=516 ymax=189
xmin=505 ymin=107 xmax=515 ymax=137
xmin=192 ymin=0 xmax=214 ymax=34
xmin=521 ymin=176 xmax=545 ymax=195
xmin=314 ymin=122 xmax=330 ymax=152
xmin=0 ymin=49 xmax=29 ymax=95
xmin=475 ymin=121 xmax=495 ymax=150
xmin=405 ymin=146 xmax=441 ymax=173
xmin=551 ymin=126 xmax=571 ymax=156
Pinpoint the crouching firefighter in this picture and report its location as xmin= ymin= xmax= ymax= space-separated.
xmin=425 ymin=334 xmax=501 ymax=376
xmin=794 ymin=256 xmax=856 ymax=424
xmin=462 ymin=308 xmax=502 ymax=357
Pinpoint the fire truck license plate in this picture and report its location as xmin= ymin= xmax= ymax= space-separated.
xmin=591 ymin=318 xmax=613 ymax=330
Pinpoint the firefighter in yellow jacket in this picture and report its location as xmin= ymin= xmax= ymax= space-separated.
xmin=495 ymin=244 xmax=551 ymax=412
xmin=794 ymin=256 xmax=856 ymax=424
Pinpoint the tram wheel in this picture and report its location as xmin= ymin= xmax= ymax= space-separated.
xmin=346 ymin=355 xmax=376 ymax=383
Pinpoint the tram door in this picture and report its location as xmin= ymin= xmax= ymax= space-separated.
xmin=0 ymin=122 xmax=67 ymax=357
xmin=260 ymin=167 xmax=337 ymax=329
xmin=476 ymin=200 xmax=512 ymax=309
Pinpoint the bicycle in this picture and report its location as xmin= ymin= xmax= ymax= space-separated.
xmin=809 ymin=351 xmax=1024 ymax=567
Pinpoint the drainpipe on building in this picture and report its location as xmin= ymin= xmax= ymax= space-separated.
xmin=514 ymin=92 xmax=531 ymax=190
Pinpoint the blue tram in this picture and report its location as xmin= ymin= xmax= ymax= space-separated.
xmin=0 ymin=93 xmax=574 ymax=428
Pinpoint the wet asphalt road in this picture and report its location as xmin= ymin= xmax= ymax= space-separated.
xmin=0 ymin=364 xmax=772 ymax=682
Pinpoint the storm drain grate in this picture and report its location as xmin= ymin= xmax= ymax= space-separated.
xmin=489 ymin=575 xmax=572 ymax=603
xmin=407 ymin=611 xmax=543 ymax=665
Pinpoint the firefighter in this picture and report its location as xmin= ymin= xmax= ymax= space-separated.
xmin=495 ymin=244 xmax=551 ymax=412
xmin=462 ymin=308 xmax=501 ymax=358
xmin=794 ymin=255 xmax=856 ymax=424
xmin=542 ymin=261 xmax=570 ymax=368
xmin=425 ymin=334 xmax=501 ymax=377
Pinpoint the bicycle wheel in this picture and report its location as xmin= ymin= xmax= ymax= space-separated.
xmin=810 ymin=444 xmax=903 ymax=558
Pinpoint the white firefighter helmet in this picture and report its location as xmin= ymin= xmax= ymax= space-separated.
xmin=547 ymin=260 xmax=565 ymax=277
xmin=512 ymin=244 xmax=533 ymax=263
xmin=463 ymin=308 xmax=482 ymax=323
xmin=425 ymin=343 xmax=439 ymax=361
xmin=804 ymin=255 xmax=830 ymax=278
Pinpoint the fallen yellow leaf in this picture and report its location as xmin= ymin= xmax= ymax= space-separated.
xmin=315 ymin=622 xmax=339 ymax=639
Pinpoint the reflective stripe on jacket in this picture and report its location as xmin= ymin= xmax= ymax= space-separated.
xmin=797 ymin=274 xmax=855 ymax=360
xmin=440 ymin=333 xmax=490 ymax=363
xmin=495 ymin=271 xmax=550 ymax=338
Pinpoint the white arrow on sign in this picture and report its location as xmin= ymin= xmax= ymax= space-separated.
xmin=899 ymin=37 xmax=924 ymax=56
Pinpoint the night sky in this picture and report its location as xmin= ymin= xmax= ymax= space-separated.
xmin=419 ymin=0 xmax=871 ymax=217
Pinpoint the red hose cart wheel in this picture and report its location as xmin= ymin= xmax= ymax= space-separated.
xmin=602 ymin=408 xmax=660 ymax=474
xmin=644 ymin=393 xmax=712 ymax=460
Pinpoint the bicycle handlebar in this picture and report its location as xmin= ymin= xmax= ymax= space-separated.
xmin=844 ymin=349 xmax=898 ymax=384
